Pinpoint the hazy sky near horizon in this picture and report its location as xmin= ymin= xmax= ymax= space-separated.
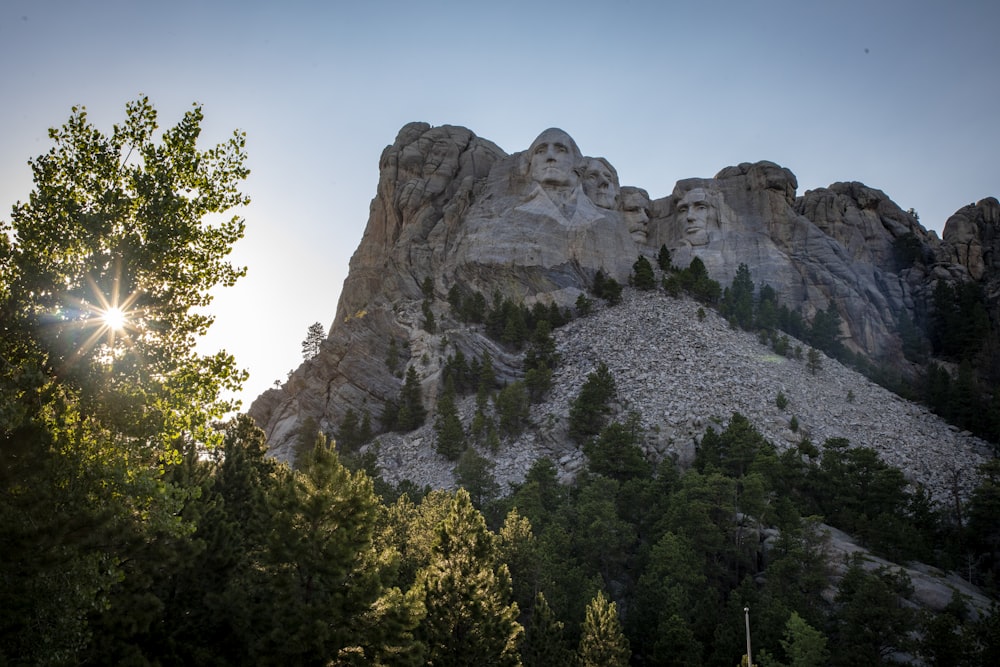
xmin=2 ymin=0 xmax=998 ymax=409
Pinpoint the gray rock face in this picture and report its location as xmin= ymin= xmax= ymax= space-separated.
xmin=941 ymin=197 xmax=1000 ymax=287
xmin=249 ymin=123 xmax=996 ymax=471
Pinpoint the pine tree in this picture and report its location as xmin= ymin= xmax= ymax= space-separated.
xmin=778 ymin=611 xmax=830 ymax=667
xmin=434 ymin=380 xmax=466 ymax=460
xmin=585 ymin=414 xmax=653 ymax=481
xmin=568 ymin=362 xmax=617 ymax=443
xmin=337 ymin=408 xmax=362 ymax=453
xmin=386 ymin=337 xmax=400 ymax=372
xmin=807 ymin=348 xmax=822 ymax=375
xmin=302 ymin=321 xmax=326 ymax=360
xmin=257 ymin=435 xmax=389 ymax=662
xmin=657 ymin=244 xmax=673 ymax=271
xmin=414 ymin=489 xmax=522 ymax=665
xmin=397 ymin=366 xmax=427 ymax=431
xmin=632 ymin=255 xmax=656 ymax=291
xmin=453 ymin=447 xmax=500 ymax=509
xmin=496 ymin=380 xmax=530 ymax=437
xmin=577 ymin=591 xmax=630 ymax=667
xmin=522 ymin=592 xmax=573 ymax=666
xmin=723 ymin=263 xmax=755 ymax=330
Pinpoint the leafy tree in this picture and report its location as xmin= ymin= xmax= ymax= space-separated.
xmin=577 ymin=591 xmax=630 ymax=667
xmin=806 ymin=439 xmax=915 ymax=557
xmin=632 ymin=255 xmax=655 ymax=291
xmin=572 ymin=476 xmax=637 ymax=588
xmin=477 ymin=349 xmax=497 ymax=397
xmin=414 ymin=489 xmax=522 ymax=665
xmin=0 ymin=97 xmax=248 ymax=665
xmin=524 ymin=319 xmax=559 ymax=402
xmin=301 ymin=321 xmax=325 ymax=360
xmin=576 ymin=292 xmax=593 ymax=316
xmin=496 ymin=509 xmax=543 ymax=612
xmin=443 ymin=348 xmax=475 ymax=395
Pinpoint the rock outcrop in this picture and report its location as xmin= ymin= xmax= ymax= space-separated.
xmin=249 ymin=123 xmax=998 ymax=491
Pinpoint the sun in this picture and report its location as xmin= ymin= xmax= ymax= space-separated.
xmin=101 ymin=306 xmax=128 ymax=332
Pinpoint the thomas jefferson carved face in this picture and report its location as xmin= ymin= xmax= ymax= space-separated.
xmin=676 ymin=188 xmax=716 ymax=246
xmin=582 ymin=158 xmax=619 ymax=209
xmin=527 ymin=128 xmax=581 ymax=188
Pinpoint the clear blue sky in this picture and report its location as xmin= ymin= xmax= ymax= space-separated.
xmin=2 ymin=0 xmax=998 ymax=409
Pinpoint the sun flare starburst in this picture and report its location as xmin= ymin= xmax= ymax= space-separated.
xmin=54 ymin=267 xmax=145 ymax=367
xmin=102 ymin=306 xmax=128 ymax=332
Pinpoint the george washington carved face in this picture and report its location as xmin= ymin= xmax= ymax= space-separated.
xmin=527 ymin=128 xmax=581 ymax=188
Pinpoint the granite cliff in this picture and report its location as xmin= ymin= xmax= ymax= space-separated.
xmin=249 ymin=122 xmax=998 ymax=496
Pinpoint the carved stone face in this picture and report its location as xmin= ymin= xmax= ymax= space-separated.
xmin=527 ymin=128 xmax=580 ymax=188
xmin=677 ymin=188 xmax=716 ymax=246
xmin=582 ymin=158 xmax=619 ymax=209
xmin=622 ymin=188 xmax=650 ymax=242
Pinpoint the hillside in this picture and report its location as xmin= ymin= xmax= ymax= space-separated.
xmin=372 ymin=288 xmax=992 ymax=503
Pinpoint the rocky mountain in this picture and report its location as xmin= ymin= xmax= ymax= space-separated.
xmin=249 ymin=122 xmax=999 ymax=497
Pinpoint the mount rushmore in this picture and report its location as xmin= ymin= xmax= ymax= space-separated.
xmin=250 ymin=122 xmax=999 ymax=484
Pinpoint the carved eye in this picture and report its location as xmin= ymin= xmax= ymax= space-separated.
xmin=534 ymin=144 xmax=547 ymax=154
xmin=555 ymin=144 xmax=567 ymax=153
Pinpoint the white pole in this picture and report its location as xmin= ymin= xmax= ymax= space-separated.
xmin=744 ymin=606 xmax=752 ymax=666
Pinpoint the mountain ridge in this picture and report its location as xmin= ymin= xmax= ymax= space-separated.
xmin=249 ymin=122 xmax=999 ymax=497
